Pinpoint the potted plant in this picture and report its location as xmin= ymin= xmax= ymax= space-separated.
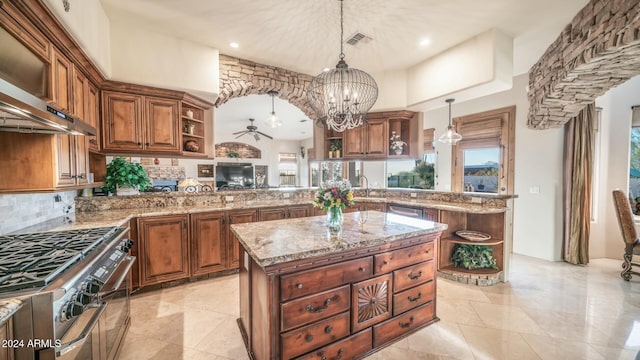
xmin=103 ymin=157 xmax=151 ymax=196
xmin=390 ymin=131 xmax=406 ymax=155
xmin=228 ymin=151 xmax=241 ymax=159
xmin=451 ymin=244 xmax=498 ymax=270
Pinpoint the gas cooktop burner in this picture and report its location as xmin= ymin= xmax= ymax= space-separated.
xmin=0 ymin=227 xmax=119 ymax=293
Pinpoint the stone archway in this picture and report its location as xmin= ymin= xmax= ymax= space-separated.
xmin=216 ymin=54 xmax=317 ymax=121
xmin=528 ymin=0 xmax=640 ymax=129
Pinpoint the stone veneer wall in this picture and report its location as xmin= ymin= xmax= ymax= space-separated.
xmin=215 ymin=142 xmax=262 ymax=159
xmin=216 ymin=54 xmax=316 ymax=120
xmin=0 ymin=190 xmax=76 ymax=235
xmin=528 ymin=0 xmax=640 ymax=128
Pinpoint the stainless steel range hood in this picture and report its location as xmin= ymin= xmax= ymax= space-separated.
xmin=0 ymin=24 xmax=95 ymax=136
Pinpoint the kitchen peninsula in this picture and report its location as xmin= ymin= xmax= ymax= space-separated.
xmin=231 ymin=211 xmax=446 ymax=360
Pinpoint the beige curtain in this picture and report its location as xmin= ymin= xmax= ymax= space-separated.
xmin=563 ymin=103 xmax=595 ymax=265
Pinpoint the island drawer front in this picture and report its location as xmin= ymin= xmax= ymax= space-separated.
xmin=392 ymin=280 xmax=434 ymax=316
xmin=281 ymin=285 xmax=351 ymax=332
xmin=281 ymin=312 xmax=350 ymax=360
xmin=294 ymin=328 xmax=372 ymax=360
xmin=373 ymin=302 xmax=435 ymax=348
xmin=393 ymin=260 xmax=435 ymax=292
xmin=280 ymin=257 xmax=373 ymax=301
xmin=374 ymin=242 xmax=435 ymax=274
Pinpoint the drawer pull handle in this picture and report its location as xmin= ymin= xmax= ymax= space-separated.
xmin=383 ymin=260 xmax=390 ymax=265
xmin=426 ymin=249 xmax=431 ymax=254
xmin=358 ymin=267 xmax=366 ymax=272
xmin=305 ymin=295 xmax=337 ymax=314
xmin=324 ymin=325 xmax=333 ymax=334
xmin=408 ymin=292 xmax=422 ymax=302
xmin=399 ymin=316 xmax=414 ymax=329
xmin=305 ymin=334 xmax=313 ymax=342
xmin=317 ymin=348 xmax=344 ymax=360
xmin=407 ymin=270 xmax=423 ymax=280
xmin=297 ymin=283 xmax=303 ymax=289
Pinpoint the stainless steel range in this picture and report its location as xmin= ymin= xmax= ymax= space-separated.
xmin=0 ymin=227 xmax=135 ymax=360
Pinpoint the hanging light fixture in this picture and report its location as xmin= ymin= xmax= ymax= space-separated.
xmin=307 ymin=0 xmax=378 ymax=132
xmin=438 ymin=98 xmax=462 ymax=145
xmin=265 ymin=90 xmax=282 ymax=128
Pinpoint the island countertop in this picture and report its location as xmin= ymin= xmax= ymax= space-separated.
xmin=230 ymin=210 xmax=447 ymax=268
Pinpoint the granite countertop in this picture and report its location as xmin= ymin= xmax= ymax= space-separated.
xmin=355 ymin=197 xmax=506 ymax=213
xmin=0 ymin=298 xmax=23 ymax=325
xmin=231 ymin=211 xmax=447 ymax=268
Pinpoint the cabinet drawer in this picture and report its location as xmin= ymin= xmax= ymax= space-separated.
xmin=393 ymin=280 xmax=434 ymax=316
xmin=281 ymin=285 xmax=350 ymax=331
xmin=373 ymin=302 xmax=435 ymax=348
xmin=294 ymin=328 xmax=372 ymax=360
xmin=393 ymin=260 xmax=435 ymax=292
xmin=374 ymin=242 xmax=434 ymax=274
xmin=281 ymin=312 xmax=350 ymax=360
xmin=281 ymin=257 xmax=373 ymax=301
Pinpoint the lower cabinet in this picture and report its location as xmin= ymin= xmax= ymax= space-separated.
xmin=227 ymin=209 xmax=258 ymax=269
xmin=138 ymin=215 xmax=189 ymax=287
xmin=259 ymin=205 xmax=313 ymax=221
xmin=0 ymin=318 xmax=12 ymax=360
xmin=190 ymin=211 xmax=226 ymax=276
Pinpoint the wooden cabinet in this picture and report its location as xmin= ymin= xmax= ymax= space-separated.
xmin=239 ymin=233 xmax=439 ymax=360
xmin=227 ymin=209 xmax=258 ymax=269
xmin=181 ymin=102 xmax=207 ymax=157
xmin=50 ymin=47 xmax=73 ymax=112
xmin=423 ymin=207 xmax=438 ymax=221
xmin=0 ymin=318 xmax=13 ymax=360
xmin=86 ymin=82 xmax=100 ymax=152
xmin=360 ymin=202 xmax=386 ymax=212
xmin=190 ymin=212 xmax=227 ymax=276
xmin=343 ymin=118 xmax=388 ymax=159
xmin=55 ymin=134 xmax=89 ymax=187
xmin=102 ymin=91 xmax=181 ymax=154
xmin=138 ymin=215 xmax=189 ymax=286
xmin=259 ymin=205 xmax=312 ymax=221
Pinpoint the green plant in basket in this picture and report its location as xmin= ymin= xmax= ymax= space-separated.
xmin=451 ymin=244 xmax=498 ymax=270
xmin=103 ymin=157 xmax=151 ymax=195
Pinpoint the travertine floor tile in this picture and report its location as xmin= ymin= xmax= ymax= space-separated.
xmin=522 ymin=333 xmax=607 ymax=360
xmin=458 ymin=324 xmax=540 ymax=360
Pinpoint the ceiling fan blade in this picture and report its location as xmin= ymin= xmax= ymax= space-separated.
xmin=257 ymin=131 xmax=273 ymax=139
xmin=232 ymin=130 xmax=248 ymax=135
xmin=235 ymin=132 xmax=248 ymax=139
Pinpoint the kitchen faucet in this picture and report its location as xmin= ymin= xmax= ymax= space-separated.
xmin=360 ymin=175 xmax=370 ymax=197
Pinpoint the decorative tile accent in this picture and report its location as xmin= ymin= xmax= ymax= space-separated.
xmin=528 ymin=0 xmax=640 ymax=128
xmin=214 ymin=142 xmax=261 ymax=159
xmin=143 ymin=166 xmax=186 ymax=181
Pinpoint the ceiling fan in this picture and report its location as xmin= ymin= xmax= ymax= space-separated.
xmin=232 ymin=118 xmax=273 ymax=141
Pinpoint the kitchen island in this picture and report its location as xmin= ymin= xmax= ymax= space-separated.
xmin=231 ymin=211 xmax=446 ymax=360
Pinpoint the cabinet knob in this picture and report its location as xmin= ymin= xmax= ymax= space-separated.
xmin=89 ymin=139 xmax=97 ymax=145
xmin=358 ymin=267 xmax=366 ymax=272
xmin=77 ymin=173 xmax=85 ymax=179
xmin=324 ymin=325 xmax=333 ymax=334
xmin=383 ymin=260 xmax=390 ymax=265
xmin=305 ymin=334 xmax=313 ymax=343
xmin=145 ymin=142 xmax=149 ymax=146
xmin=296 ymin=283 xmax=303 ymax=289
xmin=137 ymin=142 xmax=142 ymax=146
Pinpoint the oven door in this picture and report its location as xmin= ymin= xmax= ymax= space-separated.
xmin=100 ymin=256 xmax=135 ymax=360
xmin=54 ymin=302 xmax=105 ymax=360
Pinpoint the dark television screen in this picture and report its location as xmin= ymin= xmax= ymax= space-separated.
xmin=216 ymin=163 xmax=254 ymax=188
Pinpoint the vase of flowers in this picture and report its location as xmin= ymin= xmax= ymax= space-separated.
xmin=313 ymin=179 xmax=355 ymax=233
xmin=390 ymin=131 xmax=406 ymax=155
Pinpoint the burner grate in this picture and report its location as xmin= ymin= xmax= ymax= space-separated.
xmin=0 ymin=227 xmax=119 ymax=293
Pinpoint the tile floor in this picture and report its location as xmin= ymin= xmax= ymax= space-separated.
xmin=119 ymin=255 xmax=640 ymax=360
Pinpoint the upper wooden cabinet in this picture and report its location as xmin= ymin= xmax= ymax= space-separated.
xmin=313 ymin=111 xmax=423 ymax=161
xmin=50 ymin=47 xmax=73 ymax=113
xmin=343 ymin=118 xmax=388 ymax=158
xmin=86 ymin=82 xmax=100 ymax=152
xmin=102 ymin=90 xmax=182 ymax=154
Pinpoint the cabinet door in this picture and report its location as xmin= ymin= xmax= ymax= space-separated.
xmin=0 ymin=318 xmax=12 ymax=360
xmin=190 ymin=212 xmax=226 ymax=276
xmin=55 ymin=134 xmax=75 ymax=187
xmin=138 ymin=215 xmax=189 ymax=286
xmin=288 ymin=205 xmax=312 ymax=218
xmin=258 ymin=207 xmax=287 ymax=221
xmin=86 ymin=82 xmax=100 ymax=152
xmin=145 ymin=97 xmax=181 ymax=153
xmin=102 ymin=91 xmax=144 ymax=151
xmin=74 ymin=136 xmax=89 ymax=185
xmin=50 ymin=48 xmax=73 ymax=112
xmin=71 ymin=67 xmax=87 ymax=120
xmin=365 ymin=119 xmax=388 ymax=157
xmin=343 ymin=126 xmax=365 ymax=158
xmin=227 ymin=210 xmax=257 ymax=269
xmin=423 ymin=208 xmax=438 ymax=222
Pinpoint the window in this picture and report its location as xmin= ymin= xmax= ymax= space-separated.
xmin=629 ymin=106 xmax=640 ymax=214
xmin=278 ymin=153 xmax=297 ymax=187
xmin=451 ymin=106 xmax=515 ymax=194
xmin=309 ymin=161 xmax=345 ymax=187
xmin=386 ymin=129 xmax=437 ymax=189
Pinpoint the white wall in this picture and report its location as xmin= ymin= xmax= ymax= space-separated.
xmin=108 ymin=16 xmax=219 ymax=102
xmin=43 ymin=0 xmax=111 ymax=77
xmin=592 ymin=75 xmax=640 ymax=259
xmin=421 ymin=74 xmax=566 ymax=261
xmin=370 ymin=69 xmax=408 ymax=111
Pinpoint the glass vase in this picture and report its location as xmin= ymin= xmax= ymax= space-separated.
xmin=327 ymin=207 xmax=343 ymax=233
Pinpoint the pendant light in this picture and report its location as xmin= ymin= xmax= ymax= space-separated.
xmin=438 ymin=98 xmax=462 ymax=145
xmin=307 ymin=0 xmax=378 ymax=132
xmin=265 ymin=90 xmax=282 ymax=128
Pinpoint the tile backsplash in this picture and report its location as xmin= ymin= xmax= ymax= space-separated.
xmin=0 ymin=190 xmax=76 ymax=235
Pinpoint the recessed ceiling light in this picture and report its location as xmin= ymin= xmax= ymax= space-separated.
xmin=323 ymin=67 xmax=330 ymax=72
xmin=230 ymin=42 xmax=239 ymax=48
xmin=419 ymin=38 xmax=431 ymax=47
